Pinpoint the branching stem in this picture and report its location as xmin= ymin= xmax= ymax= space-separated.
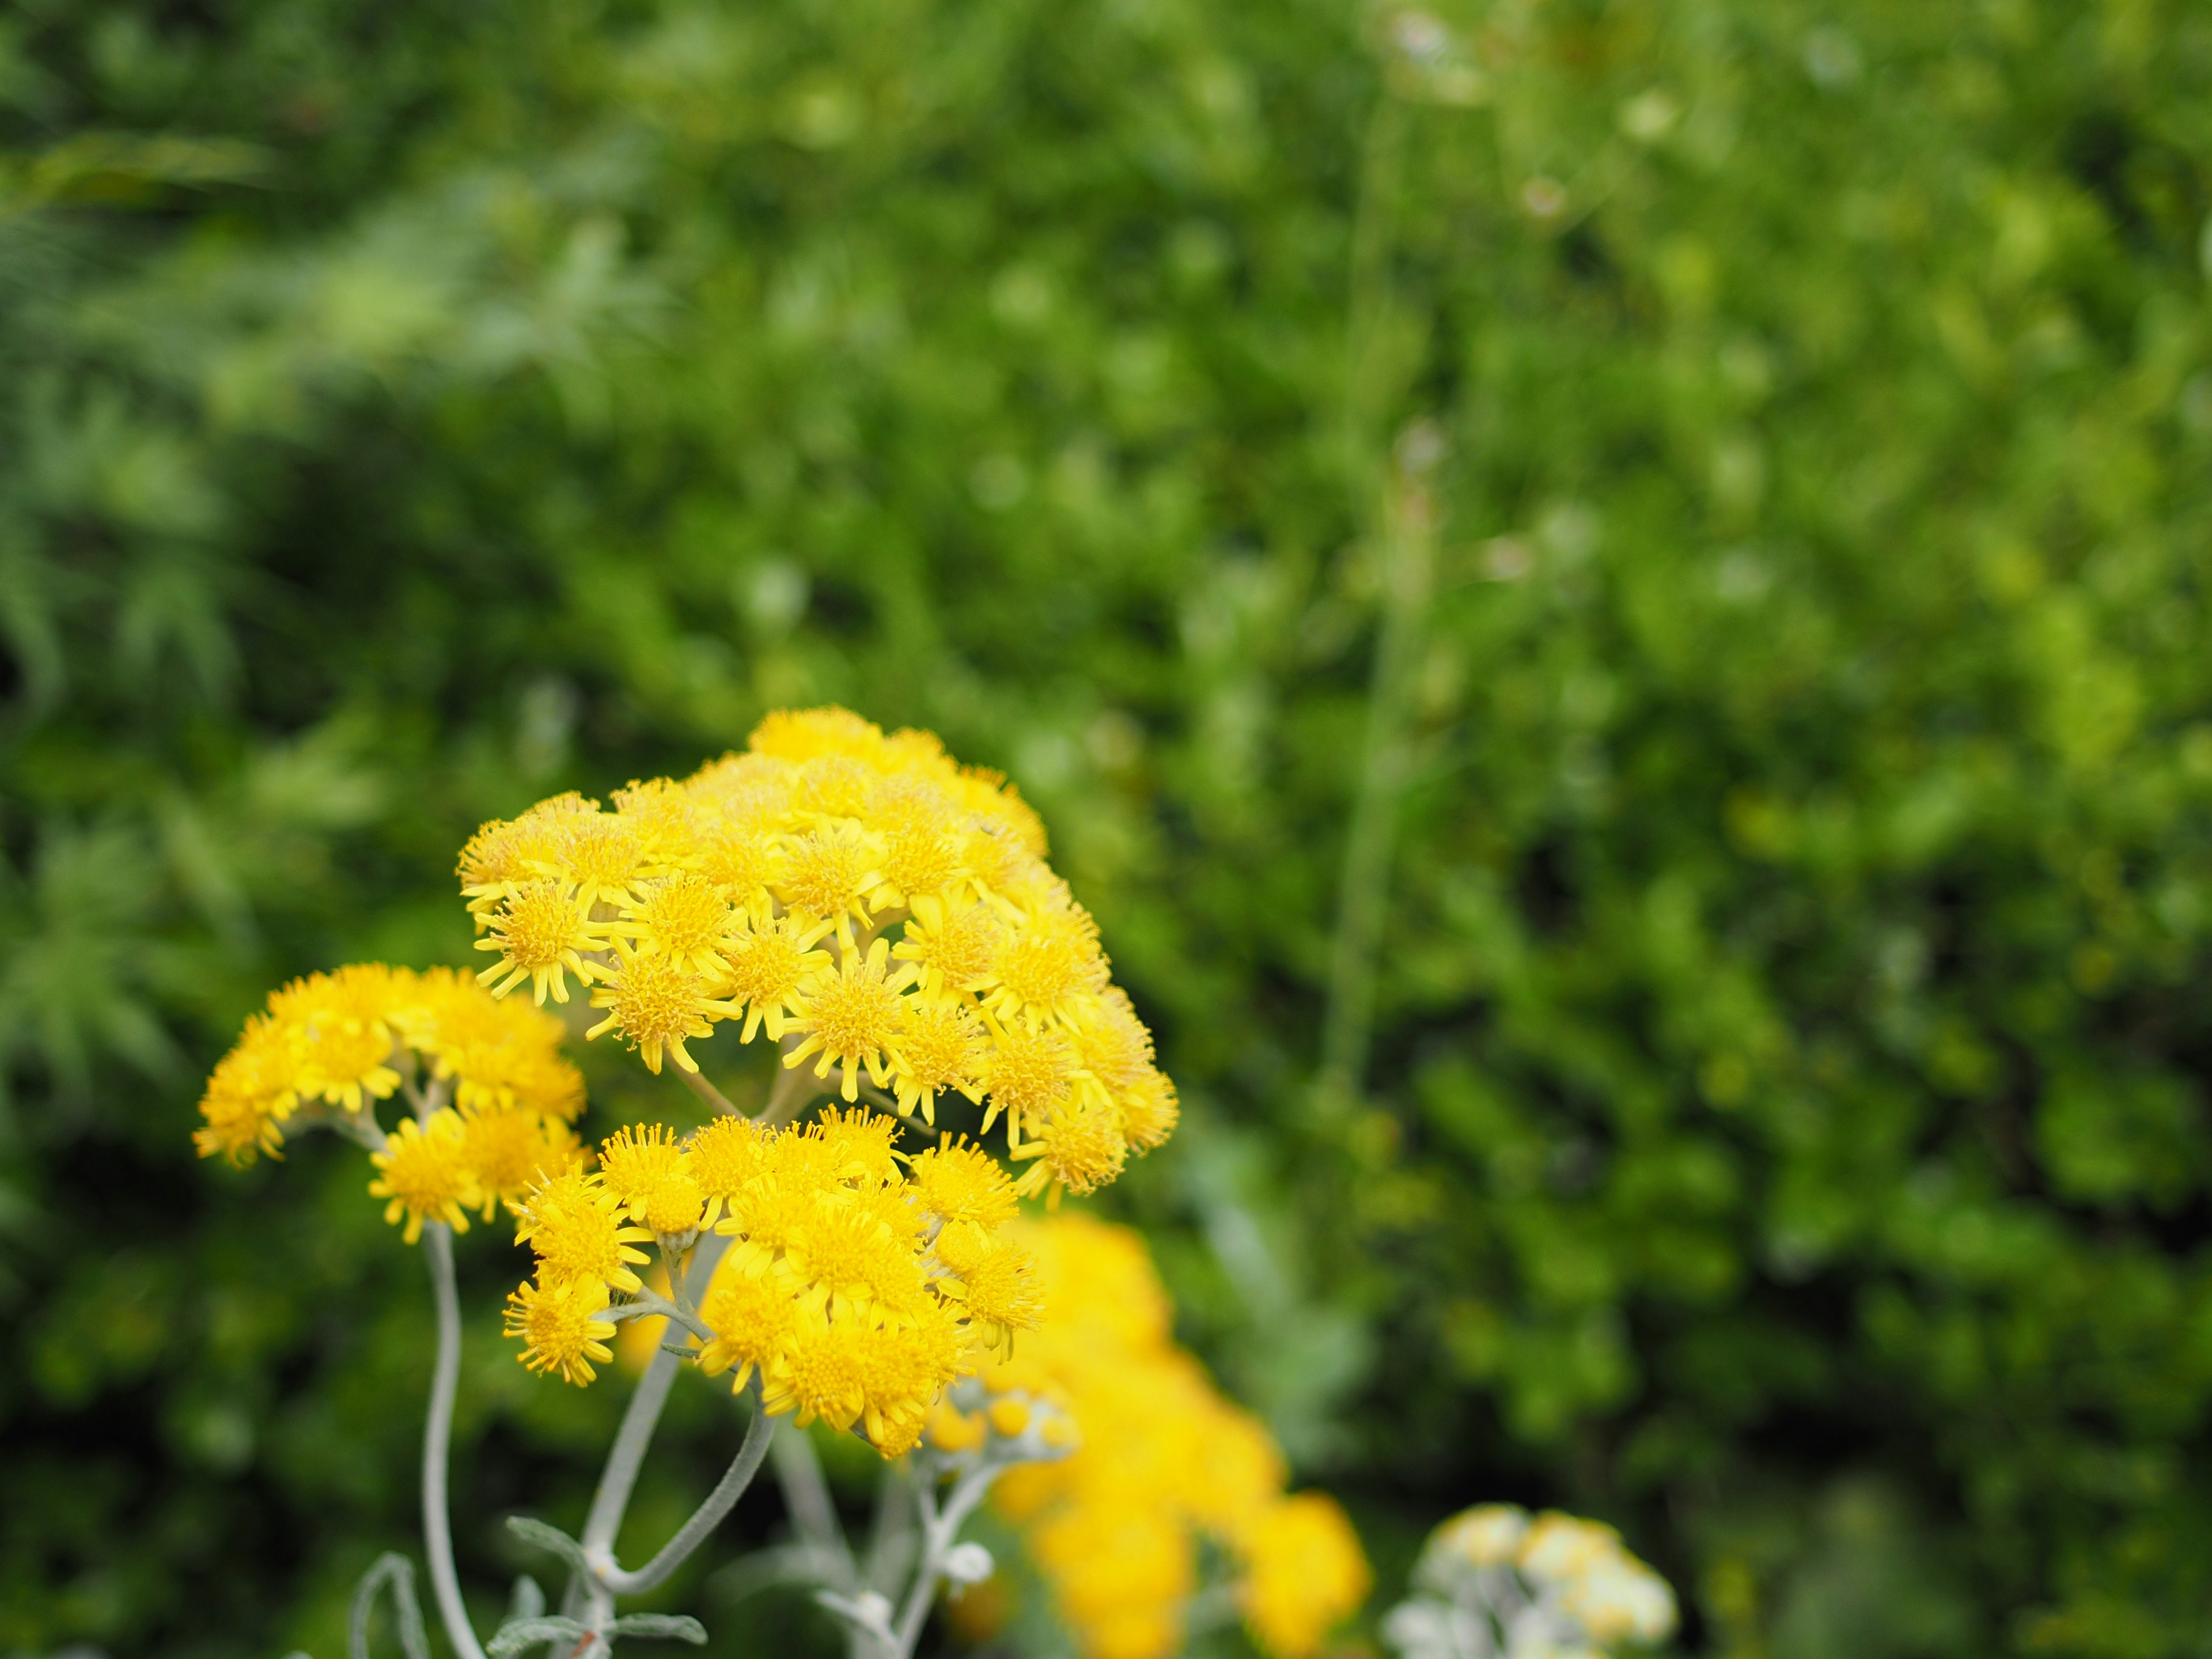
xmin=598 ymin=1381 xmax=774 ymax=1596
xmin=888 ymin=1465 xmax=999 ymax=1659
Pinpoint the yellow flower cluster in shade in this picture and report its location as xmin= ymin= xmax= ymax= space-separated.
xmin=503 ymin=1109 xmax=1042 ymax=1457
xmin=193 ymin=965 xmax=584 ymax=1238
xmin=949 ymin=1215 xmax=1369 ymax=1659
xmin=459 ymin=707 xmax=1176 ymax=1199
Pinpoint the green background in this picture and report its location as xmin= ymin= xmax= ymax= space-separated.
xmin=7 ymin=0 xmax=2212 ymax=1654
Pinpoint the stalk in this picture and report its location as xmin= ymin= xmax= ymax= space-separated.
xmin=421 ymin=1224 xmax=489 ymax=1659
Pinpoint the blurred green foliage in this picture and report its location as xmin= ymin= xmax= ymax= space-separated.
xmin=6 ymin=0 xmax=2212 ymax=1655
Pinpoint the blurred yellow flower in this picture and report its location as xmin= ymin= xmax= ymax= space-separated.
xmin=974 ymin=1214 xmax=1369 ymax=1659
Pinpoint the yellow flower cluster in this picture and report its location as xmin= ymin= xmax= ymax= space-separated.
xmin=964 ymin=1215 xmax=1369 ymax=1659
xmin=1383 ymin=1504 xmax=1675 ymax=1659
xmin=459 ymin=707 xmax=1176 ymax=1198
xmin=503 ymin=1110 xmax=1041 ymax=1455
xmin=194 ymin=965 xmax=584 ymax=1240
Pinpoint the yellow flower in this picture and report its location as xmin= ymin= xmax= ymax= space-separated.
xmin=775 ymin=819 xmax=889 ymax=941
xmin=907 ymin=1139 xmax=1020 ymax=1230
xmin=475 ymin=878 xmax=602 ymax=1005
xmin=193 ymin=1013 xmax=302 ymax=1164
xmin=397 ymin=967 xmax=584 ymax=1119
xmin=980 ymin=1020 xmax=1076 ymax=1146
xmin=585 ymin=944 xmax=729 ymax=1074
xmin=891 ymin=892 xmax=1003 ymax=1000
xmin=1237 ymin=1494 xmax=1372 ymax=1659
xmin=865 ymin=773 xmax=966 ymax=902
xmin=596 ymin=1122 xmax=706 ymax=1236
xmin=885 ymin=997 xmax=987 ymax=1124
xmin=1015 ymin=1098 xmax=1129 ymax=1200
xmin=511 ymin=1168 xmax=653 ymax=1294
xmin=612 ymin=870 xmax=736 ymax=978
xmin=369 ymin=1111 xmax=483 ymax=1243
xmin=269 ymin=965 xmax=404 ymax=1111
xmin=983 ymin=1215 xmax=1366 ymax=1659
xmin=503 ymin=1276 xmax=619 ymax=1386
xmin=982 ymin=893 xmax=1109 ymax=1032
xmin=459 ymin=1108 xmax=578 ymax=1216
xmin=721 ymin=911 xmax=832 ymax=1042
xmin=783 ymin=937 xmax=903 ymax=1102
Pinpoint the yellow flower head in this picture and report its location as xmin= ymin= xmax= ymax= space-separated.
xmin=613 ymin=870 xmax=735 ymax=978
xmin=597 ymin=1122 xmax=706 ymax=1236
xmin=1238 ymin=1495 xmax=1372 ymax=1659
xmin=585 ymin=945 xmax=727 ymax=1074
xmin=886 ymin=998 xmax=987 ymax=1124
xmin=784 ymin=937 xmax=903 ymax=1101
xmin=475 ymin=878 xmax=601 ymax=1005
xmin=721 ymin=910 xmax=832 ymax=1042
xmin=908 ymin=1139 xmax=1020 ymax=1230
xmin=504 ymin=1275 xmax=619 ymax=1386
xmin=369 ymin=1111 xmax=483 ymax=1243
xmin=193 ymin=1013 xmax=301 ymax=1165
xmin=269 ymin=965 xmax=404 ymax=1111
xmin=511 ymin=1168 xmax=653 ymax=1294
xmin=459 ymin=1107 xmax=579 ymax=1217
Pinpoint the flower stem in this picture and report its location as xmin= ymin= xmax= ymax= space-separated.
xmin=772 ymin=1427 xmax=858 ymax=1591
xmin=676 ymin=1066 xmax=742 ymax=1118
xmin=421 ymin=1223 xmax=488 ymax=1659
xmin=600 ymin=1379 xmax=775 ymax=1596
xmin=887 ymin=1464 xmax=998 ymax=1659
xmin=581 ymin=1234 xmax=731 ymax=1562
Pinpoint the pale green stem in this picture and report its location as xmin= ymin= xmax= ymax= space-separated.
xmin=760 ymin=1038 xmax=828 ymax=1127
xmin=597 ymin=1380 xmax=774 ymax=1596
xmin=676 ymin=1066 xmax=742 ymax=1118
xmin=580 ymin=1234 xmax=732 ymax=1562
xmin=887 ymin=1464 xmax=999 ymax=1659
xmin=422 ymin=1223 xmax=488 ymax=1659
xmin=772 ymin=1429 xmax=859 ymax=1592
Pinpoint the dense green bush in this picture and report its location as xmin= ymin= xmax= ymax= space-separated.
xmin=6 ymin=0 xmax=2212 ymax=1654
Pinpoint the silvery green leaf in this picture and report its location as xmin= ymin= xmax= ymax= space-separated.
xmin=349 ymin=1553 xmax=431 ymax=1659
xmin=487 ymin=1616 xmax=587 ymax=1658
xmin=606 ymin=1613 xmax=708 ymax=1644
xmin=510 ymin=1575 xmax=546 ymax=1620
xmin=506 ymin=1516 xmax=590 ymax=1573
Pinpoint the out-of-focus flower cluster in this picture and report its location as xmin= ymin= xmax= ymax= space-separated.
xmin=1382 ymin=1505 xmax=1675 ymax=1659
xmin=952 ymin=1214 xmax=1369 ymax=1659
xmin=505 ymin=1112 xmax=1041 ymax=1457
xmin=194 ymin=964 xmax=582 ymax=1238
xmin=460 ymin=706 xmax=1176 ymax=1199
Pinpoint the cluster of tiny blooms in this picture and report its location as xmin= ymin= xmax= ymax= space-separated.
xmin=459 ymin=706 xmax=1177 ymax=1199
xmin=1382 ymin=1505 xmax=1676 ymax=1659
xmin=194 ymin=964 xmax=583 ymax=1240
xmin=504 ymin=1109 xmax=1042 ymax=1457
xmin=954 ymin=1215 xmax=1369 ymax=1659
